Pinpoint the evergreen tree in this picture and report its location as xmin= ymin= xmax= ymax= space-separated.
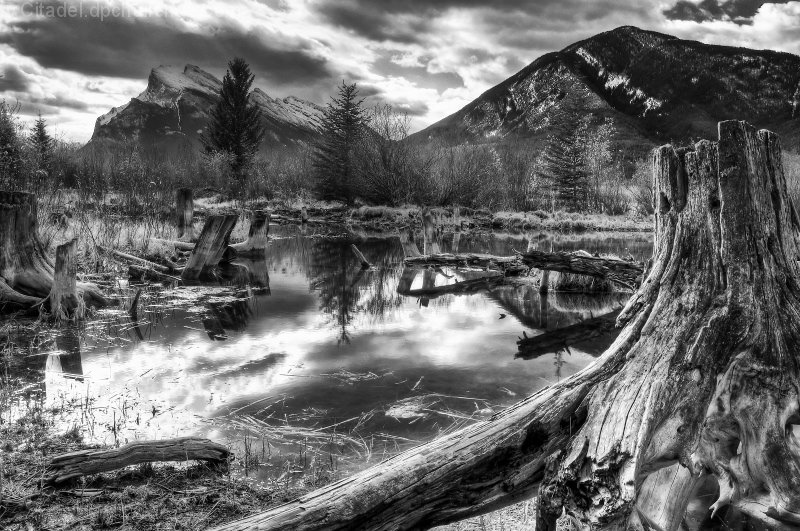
xmin=202 ymin=57 xmax=264 ymax=182
xmin=0 ymin=101 xmax=22 ymax=185
xmin=313 ymin=81 xmax=368 ymax=204
xmin=535 ymin=93 xmax=591 ymax=212
xmin=30 ymin=112 xmax=53 ymax=170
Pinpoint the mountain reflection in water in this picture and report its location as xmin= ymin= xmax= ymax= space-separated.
xmin=35 ymin=228 xmax=652 ymax=472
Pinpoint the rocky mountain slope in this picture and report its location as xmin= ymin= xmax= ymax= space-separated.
xmin=88 ymin=64 xmax=323 ymax=150
xmin=411 ymin=26 xmax=800 ymax=151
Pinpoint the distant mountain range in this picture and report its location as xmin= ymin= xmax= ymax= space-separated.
xmin=410 ymin=26 xmax=800 ymax=152
xmin=87 ymin=26 xmax=800 ymax=154
xmin=87 ymin=64 xmax=323 ymax=151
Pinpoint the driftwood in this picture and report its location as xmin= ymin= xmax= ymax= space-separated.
xmin=175 ymin=188 xmax=194 ymax=241
xmin=350 ymin=244 xmax=371 ymax=269
xmin=0 ymin=192 xmax=106 ymax=313
xmin=151 ymin=237 xmax=196 ymax=251
xmin=232 ymin=210 xmax=270 ymax=256
xmin=98 ymin=246 xmax=176 ymax=273
xmin=515 ymin=310 xmax=620 ymax=359
xmin=46 ymin=437 xmax=231 ymax=485
xmin=181 ymin=214 xmax=238 ymax=281
xmin=397 ymin=274 xmax=507 ymax=298
xmin=212 ymin=121 xmax=800 ymax=531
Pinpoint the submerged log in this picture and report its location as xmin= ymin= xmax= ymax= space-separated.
xmin=48 ymin=239 xmax=81 ymax=319
xmin=232 ymin=210 xmax=270 ymax=256
xmin=181 ymin=214 xmax=238 ymax=281
xmin=175 ymin=188 xmax=194 ymax=241
xmin=0 ymin=192 xmax=106 ymax=313
xmin=212 ymin=121 xmax=800 ymax=531
xmin=46 ymin=437 xmax=231 ymax=485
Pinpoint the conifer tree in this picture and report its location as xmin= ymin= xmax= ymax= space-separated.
xmin=535 ymin=93 xmax=591 ymax=212
xmin=30 ymin=112 xmax=53 ymax=170
xmin=313 ymin=82 xmax=368 ymax=204
xmin=203 ymin=57 xmax=265 ymax=182
xmin=0 ymin=101 xmax=22 ymax=185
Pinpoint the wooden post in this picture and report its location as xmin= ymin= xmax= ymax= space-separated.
xmin=181 ymin=214 xmax=238 ymax=281
xmin=175 ymin=188 xmax=194 ymax=241
xmin=301 ymin=205 xmax=309 ymax=224
xmin=421 ymin=207 xmax=441 ymax=255
xmin=232 ymin=210 xmax=270 ymax=256
xmin=49 ymin=239 xmax=81 ymax=319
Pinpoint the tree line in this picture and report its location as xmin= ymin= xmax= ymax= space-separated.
xmin=0 ymin=57 xmax=680 ymax=216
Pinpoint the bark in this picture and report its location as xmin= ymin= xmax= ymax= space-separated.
xmin=181 ymin=214 xmax=238 ymax=281
xmin=232 ymin=210 xmax=270 ymax=256
xmin=397 ymin=274 xmax=506 ymax=298
xmin=398 ymin=229 xmax=422 ymax=258
xmin=421 ymin=207 xmax=441 ymax=255
xmin=46 ymin=437 xmax=231 ymax=485
xmin=175 ymin=188 xmax=194 ymax=241
xmin=48 ymin=239 xmax=81 ymax=319
xmin=0 ymin=192 xmax=106 ymax=313
xmin=403 ymin=253 xmax=527 ymax=276
xmin=211 ymin=121 xmax=800 ymax=531
xmin=519 ymin=250 xmax=642 ymax=290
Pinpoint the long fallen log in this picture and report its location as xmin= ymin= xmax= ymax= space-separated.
xmin=403 ymin=253 xmax=527 ymax=276
xmin=97 ymin=245 xmax=177 ymax=274
xmin=46 ymin=437 xmax=231 ymax=485
xmin=518 ymin=250 xmax=643 ymax=289
xmin=397 ymin=274 xmax=507 ymax=298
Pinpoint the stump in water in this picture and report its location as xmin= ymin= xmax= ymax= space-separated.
xmin=181 ymin=214 xmax=238 ymax=281
xmin=211 ymin=121 xmax=800 ymax=531
xmin=175 ymin=188 xmax=194 ymax=241
xmin=48 ymin=239 xmax=82 ymax=319
xmin=0 ymin=192 xmax=106 ymax=313
xmin=232 ymin=210 xmax=270 ymax=256
xmin=421 ymin=207 xmax=441 ymax=254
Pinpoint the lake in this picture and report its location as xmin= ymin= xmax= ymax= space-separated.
xmin=7 ymin=227 xmax=653 ymax=481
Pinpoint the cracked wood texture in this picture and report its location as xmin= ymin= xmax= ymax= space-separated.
xmin=0 ymin=191 xmax=106 ymax=313
xmin=46 ymin=437 xmax=231 ymax=484
xmin=181 ymin=214 xmax=238 ymax=281
xmin=211 ymin=121 xmax=800 ymax=531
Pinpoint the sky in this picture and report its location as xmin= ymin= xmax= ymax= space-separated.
xmin=1 ymin=0 xmax=799 ymax=142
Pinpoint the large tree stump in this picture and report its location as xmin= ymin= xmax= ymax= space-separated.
xmin=175 ymin=188 xmax=194 ymax=241
xmin=181 ymin=214 xmax=238 ymax=281
xmin=0 ymin=192 xmax=106 ymax=313
xmin=232 ymin=210 xmax=270 ymax=256
xmin=211 ymin=121 xmax=800 ymax=531
xmin=46 ymin=437 xmax=231 ymax=485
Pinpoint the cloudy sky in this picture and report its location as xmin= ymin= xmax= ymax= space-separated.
xmin=1 ymin=0 xmax=799 ymax=142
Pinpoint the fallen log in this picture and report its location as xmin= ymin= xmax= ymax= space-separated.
xmin=46 ymin=437 xmax=231 ymax=485
xmin=150 ymin=238 xmax=195 ymax=251
xmin=518 ymin=249 xmax=643 ymax=290
xmin=232 ymin=210 xmax=270 ymax=256
xmin=515 ymin=309 xmax=620 ymax=359
xmin=97 ymin=246 xmax=176 ymax=274
xmin=397 ymin=274 xmax=506 ymax=298
xmin=0 ymin=192 xmax=106 ymax=313
xmin=404 ymin=253 xmax=527 ymax=276
xmin=350 ymin=244 xmax=371 ymax=269
xmin=181 ymin=214 xmax=238 ymax=281
xmin=211 ymin=121 xmax=800 ymax=531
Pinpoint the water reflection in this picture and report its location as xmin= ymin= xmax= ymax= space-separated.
xmin=30 ymin=229 xmax=652 ymax=470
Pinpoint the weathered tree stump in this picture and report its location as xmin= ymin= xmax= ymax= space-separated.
xmin=421 ymin=207 xmax=441 ymax=254
xmin=211 ymin=121 xmax=800 ymax=531
xmin=301 ymin=205 xmax=309 ymax=224
xmin=175 ymin=188 xmax=194 ymax=241
xmin=46 ymin=437 xmax=231 ymax=485
xmin=181 ymin=214 xmax=238 ymax=281
xmin=48 ymin=239 xmax=81 ymax=319
xmin=232 ymin=210 xmax=270 ymax=256
xmin=0 ymin=192 xmax=106 ymax=313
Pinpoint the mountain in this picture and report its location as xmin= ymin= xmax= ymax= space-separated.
xmin=410 ymin=26 xmax=800 ymax=151
xmin=88 ymin=64 xmax=324 ymax=151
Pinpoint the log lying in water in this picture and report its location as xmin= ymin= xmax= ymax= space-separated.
xmin=397 ymin=274 xmax=507 ymax=298
xmin=181 ymin=214 xmax=238 ymax=281
xmin=518 ymin=250 xmax=643 ymax=290
xmin=0 ymin=191 xmax=107 ymax=314
xmin=232 ymin=210 xmax=270 ymax=256
xmin=515 ymin=309 xmax=620 ymax=359
xmin=403 ymin=253 xmax=527 ymax=276
xmin=211 ymin=121 xmax=800 ymax=531
xmin=350 ymin=244 xmax=371 ymax=269
xmin=46 ymin=437 xmax=231 ymax=485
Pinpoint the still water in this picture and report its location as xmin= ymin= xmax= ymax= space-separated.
xmin=23 ymin=228 xmax=653 ymax=476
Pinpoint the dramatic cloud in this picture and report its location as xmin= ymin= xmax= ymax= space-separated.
xmin=0 ymin=0 xmax=797 ymax=141
xmin=663 ymin=0 xmax=793 ymax=24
